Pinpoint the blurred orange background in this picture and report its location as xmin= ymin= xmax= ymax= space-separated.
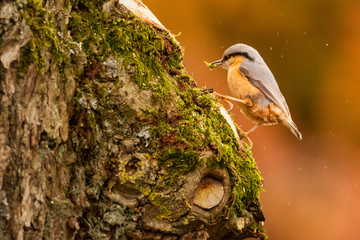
xmin=143 ymin=0 xmax=360 ymax=239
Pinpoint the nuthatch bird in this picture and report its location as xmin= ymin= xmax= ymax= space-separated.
xmin=209 ymin=43 xmax=302 ymax=140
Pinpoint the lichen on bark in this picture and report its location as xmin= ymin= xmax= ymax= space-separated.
xmin=0 ymin=0 xmax=266 ymax=239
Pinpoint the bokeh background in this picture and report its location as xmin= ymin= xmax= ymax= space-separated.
xmin=142 ymin=0 xmax=360 ymax=239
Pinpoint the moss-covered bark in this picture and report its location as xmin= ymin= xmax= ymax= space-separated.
xmin=0 ymin=0 xmax=266 ymax=239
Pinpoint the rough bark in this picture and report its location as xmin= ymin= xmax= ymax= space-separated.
xmin=0 ymin=0 xmax=266 ymax=239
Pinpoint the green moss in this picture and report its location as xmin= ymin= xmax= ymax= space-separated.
xmin=158 ymin=149 xmax=200 ymax=171
xmin=204 ymin=61 xmax=214 ymax=68
xmin=149 ymin=120 xmax=173 ymax=139
xmin=18 ymin=0 xmax=67 ymax=75
xmin=148 ymin=192 xmax=173 ymax=219
xmin=153 ymin=149 xmax=202 ymax=190
xmin=68 ymin=1 xmax=183 ymax=104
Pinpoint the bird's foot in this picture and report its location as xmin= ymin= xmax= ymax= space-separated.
xmin=241 ymin=124 xmax=260 ymax=150
xmin=241 ymin=132 xmax=253 ymax=150
xmin=223 ymin=99 xmax=233 ymax=111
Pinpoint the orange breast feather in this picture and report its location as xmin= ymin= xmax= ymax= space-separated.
xmin=227 ymin=62 xmax=262 ymax=100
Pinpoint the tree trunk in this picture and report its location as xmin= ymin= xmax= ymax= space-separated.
xmin=0 ymin=0 xmax=266 ymax=239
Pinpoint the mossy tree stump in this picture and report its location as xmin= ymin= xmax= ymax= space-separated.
xmin=0 ymin=0 xmax=266 ymax=239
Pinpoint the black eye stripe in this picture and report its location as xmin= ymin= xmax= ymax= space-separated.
xmin=223 ymin=52 xmax=254 ymax=62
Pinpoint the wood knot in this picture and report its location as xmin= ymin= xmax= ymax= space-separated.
xmin=193 ymin=177 xmax=224 ymax=210
xmin=125 ymin=158 xmax=140 ymax=176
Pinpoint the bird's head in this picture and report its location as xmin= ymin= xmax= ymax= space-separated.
xmin=209 ymin=43 xmax=259 ymax=69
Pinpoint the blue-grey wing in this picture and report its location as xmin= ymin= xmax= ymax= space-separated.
xmin=239 ymin=60 xmax=291 ymax=116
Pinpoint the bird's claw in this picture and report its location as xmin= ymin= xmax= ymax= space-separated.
xmin=244 ymin=98 xmax=253 ymax=107
xmin=241 ymin=124 xmax=260 ymax=150
xmin=224 ymin=99 xmax=234 ymax=111
xmin=241 ymin=131 xmax=253 ymax=150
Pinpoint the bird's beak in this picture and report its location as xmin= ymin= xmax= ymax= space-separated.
xmin=209 ymin=59 xmax=224 ymax=68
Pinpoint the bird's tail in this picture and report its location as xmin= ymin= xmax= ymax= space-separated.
xmin=285 ymin=119 xmax=302 ymax=140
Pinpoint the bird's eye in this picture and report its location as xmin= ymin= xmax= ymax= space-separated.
xmin=223 ymin=53 xmax=236 ymax=62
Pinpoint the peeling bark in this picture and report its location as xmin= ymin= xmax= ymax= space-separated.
xmin=0 ymin=0 xmax=266 ymax=239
